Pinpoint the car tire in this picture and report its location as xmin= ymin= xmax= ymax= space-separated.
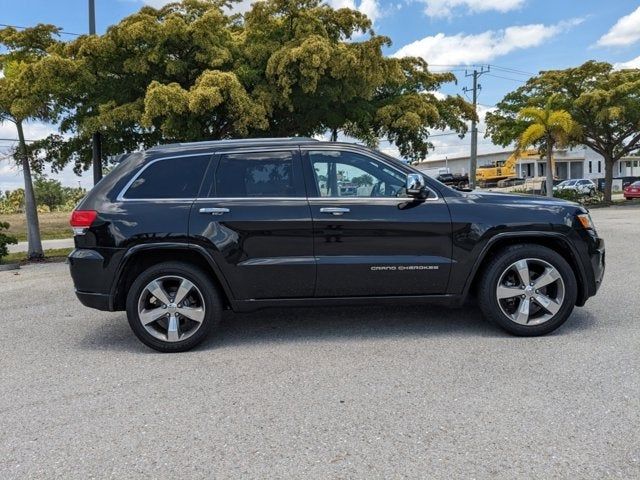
xmin=126 ymin=261 xmax=222 ymax=352
xmin=477 ymin=244 xmax=578 ymax=336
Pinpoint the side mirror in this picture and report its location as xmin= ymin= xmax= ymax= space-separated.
xmin=406 ymin=173 xmax=427 ymax=198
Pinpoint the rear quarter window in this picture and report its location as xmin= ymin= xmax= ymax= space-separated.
xmin=124 ymin=155 xmax=210 ymax=199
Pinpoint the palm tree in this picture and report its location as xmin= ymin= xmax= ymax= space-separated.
xmin=1 ymin=25 xmax=63 ymax=259
xmin=517 ymin=101 xmax=578 ymax=197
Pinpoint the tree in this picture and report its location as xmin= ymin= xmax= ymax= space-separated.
xmin=34 ymin=175 xmax=65 ymax=210
xmin=0 ymin=24 xmax=64 ymax=259
xmin=516 ymin=100 xmax=578 ymax=197
xmin=0 ymin=222 xmax=19 ymax=262
xmin=486 ymin=61 xmax=640 ymax=201
xmin=37 ymin=0 xmax=472 ymax=172
xmin=237 ymin=0 xmax=475 ymax=160
xmin=351 ymin=174 xmax=374 ymax=187
xmin=37 ymin=0 xmax=261 ymax=173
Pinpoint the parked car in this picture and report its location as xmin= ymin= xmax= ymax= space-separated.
xmin=68 ymin=138 xmax=605 ymax=352
xmin=623 ymin=180 xmax=640 ymax=200
xmin=553 ymin=179 xmax=597 ymax=196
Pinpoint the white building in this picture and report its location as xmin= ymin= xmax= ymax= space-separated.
xmin=415 ymin=147 xmax=640 ymax=181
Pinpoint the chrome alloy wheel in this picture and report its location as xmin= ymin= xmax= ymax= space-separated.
xmin=495 ymin=258 xmax=566 ymax=326
xmin=137 ymin=275 xmax=206 ymax=342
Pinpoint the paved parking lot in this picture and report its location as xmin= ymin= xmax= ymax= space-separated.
xmin=1 ymin=206 xmax=639 ymax=479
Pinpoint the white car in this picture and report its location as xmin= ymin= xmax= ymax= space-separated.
xmin=553 ymin=179 xmax=597 ymax=196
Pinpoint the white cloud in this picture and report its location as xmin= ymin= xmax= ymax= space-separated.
xmin=614 ymin=54 xmax=640 ymax=70
xmin=141 ymin=0 xmax=173 ymax=7
xmin=596 ymin=6 xmax=640 ymax=47
xmin=327 ymin=0 xmax=381 ymax=23
xmin=393 ymin=19 xmax=582 ymax=66
xmin=418 ymin=0 xmax=525 ymax=18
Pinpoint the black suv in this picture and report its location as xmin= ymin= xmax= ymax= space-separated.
xmin=69 ymin=138 xmax=605 ymax=352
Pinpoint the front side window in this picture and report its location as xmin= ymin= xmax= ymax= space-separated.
xmin=124 ymin=155 xmax=210 ymax=199
xmin=308 ymin=150 xmax=406 ymax=198
xmin=215 ymin=151 xmax=296 ymax=197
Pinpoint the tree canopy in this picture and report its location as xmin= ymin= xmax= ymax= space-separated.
xmin=486 ymin=61 xmax=640 ymax=200
xmin=29 ymin=0 xmax=473 ymax=172
xmin=516 ymin=100 xmax=579 ymax=196
xmin=0 ymin=23 xmax=66 ymax=257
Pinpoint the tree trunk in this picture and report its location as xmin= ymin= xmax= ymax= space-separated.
xmin=16 ymin=120 xmax=43 ymax=259
xmin=603 ymin=154 xmax=614 ymax=203
xmin=546 ymin=137 xmax=554 ymax=198
xmin=330 ymin=128 xmax=338 ymax=142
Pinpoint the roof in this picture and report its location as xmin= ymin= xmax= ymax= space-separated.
xmin=147 ymin=137 xmax=319 ymax=152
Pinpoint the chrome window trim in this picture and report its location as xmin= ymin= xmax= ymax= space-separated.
xmin=117 ymin=147 xmax=440 ymax=202
xmin=116 ymin=153 xmax=213 ymax=202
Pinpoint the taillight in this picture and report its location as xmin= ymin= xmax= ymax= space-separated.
xmin=70 ymin=210 xmax=97 ymax=235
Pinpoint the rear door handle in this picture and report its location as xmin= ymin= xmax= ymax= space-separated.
xmin=320 ymin=207 xmax=350 ymax=216
xmin=199 ymin=207 xmax=230 ymax=215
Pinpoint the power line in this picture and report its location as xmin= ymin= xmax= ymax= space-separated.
xmin=0 ymin=23 xmax=82 ymax=37
xmin=0 ymin=137 xmax=36 ymax=143
xmin=485 ymin=73 xmax=527 ymax=83
xmin=489 ymin=64 xmax=536 ymax=76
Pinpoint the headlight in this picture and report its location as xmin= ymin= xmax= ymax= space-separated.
xmin=577 ymin=213 xmax=595 ymax=230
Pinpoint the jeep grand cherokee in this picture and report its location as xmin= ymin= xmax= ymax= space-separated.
xmin=68 ymin=138 xmax=605 ymax=352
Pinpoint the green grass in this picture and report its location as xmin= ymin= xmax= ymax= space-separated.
xmin=1 ymin=247 xmax=73 ymax=265
xmin=0 ymin=212 xmax=72 ymax=242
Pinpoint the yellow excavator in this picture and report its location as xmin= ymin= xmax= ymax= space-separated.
xmin=476 ymin=150 xmax=551 ymax=188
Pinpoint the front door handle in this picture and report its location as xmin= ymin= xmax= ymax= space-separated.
xmin=320 ymin=207 xmax=350 ymax=216
xmin=199 ymin=207 xmax=230 ymax=215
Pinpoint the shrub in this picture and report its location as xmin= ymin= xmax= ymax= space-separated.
xmin=0 ymin=222 xmax=18 ymax=261
xmin=553 ymin=189 xmax=581 ymax=202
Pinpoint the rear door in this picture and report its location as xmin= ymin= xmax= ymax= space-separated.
xmin=302 ymin=147 xmax=453 ymax=297
xmin=189 ymin=148 xmax=315 ymax=300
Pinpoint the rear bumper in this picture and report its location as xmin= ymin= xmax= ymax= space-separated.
xmin=68 ymin=248 xmax=115 ymax=311
xmin=75 ymin=290 xmax=112 ymax=311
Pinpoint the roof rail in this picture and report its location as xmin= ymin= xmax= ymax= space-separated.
xmin=148 ymin=137 xmax=319 ymax=151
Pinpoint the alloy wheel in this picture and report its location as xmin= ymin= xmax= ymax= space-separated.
xmin=137 ymin=275 xmax=206 ymax=342
xmin=495 ymin=258 xmax=566 ymax=326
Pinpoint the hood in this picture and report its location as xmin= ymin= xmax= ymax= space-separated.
xmin=464 ymin=190 xmax=580 ymax=207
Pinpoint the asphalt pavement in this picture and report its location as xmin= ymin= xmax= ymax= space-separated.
xmin=1 ymin=206 xmax=638 ymax=479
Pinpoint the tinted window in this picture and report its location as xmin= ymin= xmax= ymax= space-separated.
xmin=309 ymin=150 xmax=406 ymax=198
xmin=125 ymin=155 xmax=210 ymax=199
xmin=215 ymin=151 xmax=296 ymax=197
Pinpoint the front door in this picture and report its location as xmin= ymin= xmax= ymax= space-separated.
xmin=302 ymin=148 xmax=453 ymax=297
xmin=190 ymin=149 xmax=315 ymax=300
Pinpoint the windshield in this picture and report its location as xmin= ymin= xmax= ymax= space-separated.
xmin=560 ymin=180 xmax=577 ymax=186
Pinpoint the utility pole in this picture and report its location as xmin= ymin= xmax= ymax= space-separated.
xmin=89 ymin=0 xmax=102 ymax=185
xmin=463 ymin=65 xmax=489 ymax=189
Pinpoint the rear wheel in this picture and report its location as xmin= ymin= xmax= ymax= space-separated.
xmin=126 ymin=262 xmax=222 ymax=352
xmin=477 ymin=244 xmax=578 ymax=336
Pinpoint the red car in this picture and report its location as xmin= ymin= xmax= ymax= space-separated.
xmin=624 ymin=180 xmax=640 ymax=200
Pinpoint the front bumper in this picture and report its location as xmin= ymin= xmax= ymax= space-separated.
xmin=590 ymin=237 xmax=605 ymax=294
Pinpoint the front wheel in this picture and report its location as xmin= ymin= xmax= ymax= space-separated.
xmin=126 ymin=262 xmax=222 ymax=352
xmin=477 ymin=244 xmax=578 ymax=336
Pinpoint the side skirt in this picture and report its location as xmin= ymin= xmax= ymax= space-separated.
xmin=230 ymin=294 xmax=465 ymax=313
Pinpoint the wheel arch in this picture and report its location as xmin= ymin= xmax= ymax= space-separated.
xmin=110 ymin=243 xmax=234 ymax=311
xmin=464 ymin=233 xmax=588 ymax=306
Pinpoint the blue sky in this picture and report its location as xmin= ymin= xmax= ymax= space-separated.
xmin=1 ymin=0 xmax=640 ymax=188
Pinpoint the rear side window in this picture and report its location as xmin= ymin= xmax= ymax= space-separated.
xmin=124 ymin=155 xmax=210 ymax=199
xmin=215 ymin=151 xmax=296 ymax=197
